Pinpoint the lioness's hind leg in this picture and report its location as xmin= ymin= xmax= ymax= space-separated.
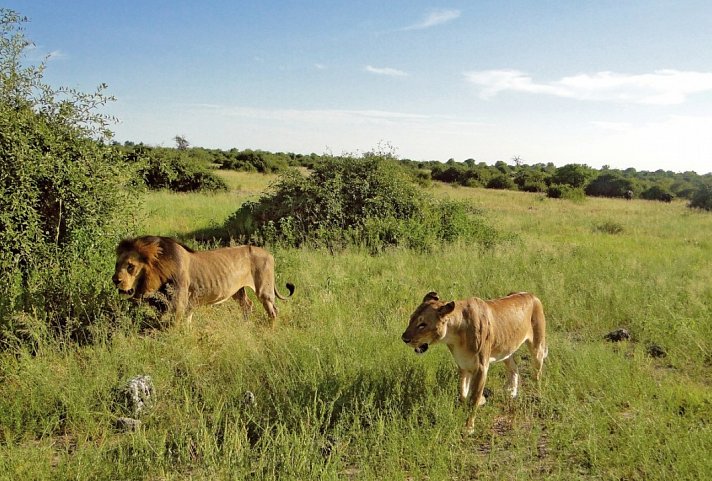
xmin=504 ymin=356 xmax=519 ymax=398
xmin=526 ymin=340 xmax=547 ymax=382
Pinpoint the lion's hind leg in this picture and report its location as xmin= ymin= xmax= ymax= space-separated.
xmin=232 ymin=288 xmax=254 ymax=319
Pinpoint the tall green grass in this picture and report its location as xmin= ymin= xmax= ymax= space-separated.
xmin=1 ymin=174 xmax=710 ymax=480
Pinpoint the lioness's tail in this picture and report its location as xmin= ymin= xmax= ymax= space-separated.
xmin=275 ymin=282 xmax=295 ymax=300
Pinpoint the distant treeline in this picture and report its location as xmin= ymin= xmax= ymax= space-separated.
xmin=116 ymin=142 xmax=712 ymax=204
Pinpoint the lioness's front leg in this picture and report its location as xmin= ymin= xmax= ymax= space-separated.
xmin=465 ymin=362 xmax=489 ymax=433
xmin=459 ymin=369 xmax=473 ymax=404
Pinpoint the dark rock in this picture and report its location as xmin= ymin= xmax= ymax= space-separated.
xmin=115 ymin=417 xmax=142 ymax=432
xmin=604 ymin=328 xmax=631 ymax=342
xmin=647 ymin=344 xmax=667 ymax=358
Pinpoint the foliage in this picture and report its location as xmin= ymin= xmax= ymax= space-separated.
xmin=551 ymin=163 xmax=596 ymax=188
xmin=486 ymin=173 xmax=516 ymax=190
xmin=585 ymin=172 xmax=637 ymax=198
xmin=136 ymin=149 xmax=228 ymax=192
xmin=688 ymin=183 xmax=712 ymax=211
xmin=0 ymin=9 xmax=131 ymax=339
xmin=546 ymin=184 xmax=586 ymax=201
xmin=594 ymin=220 xmax=625 ymax=234
xmin=217 ymin=148 xmax=293 ymax=173
xmin=225 ymin=154 xmax=502 ymax=251
xmin=640 ymin=185 xmax=674 ymax=202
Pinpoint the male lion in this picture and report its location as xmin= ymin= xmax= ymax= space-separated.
xmin=112 ymin=236 xmax=294 ymax=325
xmin=401 ymin=291 xmax=547 ymax=432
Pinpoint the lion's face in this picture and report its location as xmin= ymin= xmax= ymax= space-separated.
xmin=401 ymin=292 xmax=455 ymax=355
xmin=112 ymin=251 xmax=147 ymax=298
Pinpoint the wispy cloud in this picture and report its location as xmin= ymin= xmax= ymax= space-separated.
xmin=314 ymin=63 xmax=327 ymax=70
xmin=191 ymin=104 xmax=429 ymax=124
xmin=465 ymin=69 xmax=712 ymax=105
xmin=365 ymin=65 xmax=408 ymax=77
xmin=46 ymin=50 xmax=66 ymax=61
xmin=402 ymin=8 xmax=461 ymax=30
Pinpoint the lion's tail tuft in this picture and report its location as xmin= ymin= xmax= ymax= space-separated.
xmin=275 ymin=282 xmax=295 ymax=300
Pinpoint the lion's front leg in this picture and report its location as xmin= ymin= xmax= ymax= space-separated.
xmin=171 ymin=282 xmax=191 ymax=325
xmin=464 ymin=362 xmax=489 ymax=433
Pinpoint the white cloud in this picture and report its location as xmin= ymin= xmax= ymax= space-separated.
xmin=46 ymin=50 xmax=66 ymax=61
xmin=314 ymin=63 xmax=327 ymax=70
xmin=465 ymin=69 xmax=712 ymax=105
xmin=365 ymin=65 xmax=408 ymax=77
xmin=402 ymin=9 xmax=461 ymax=30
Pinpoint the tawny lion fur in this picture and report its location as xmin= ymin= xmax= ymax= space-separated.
xmin=401 ymin=291 xmax=547 ymax=432
xmin=112 ymin=236 xmax=294 ymax=324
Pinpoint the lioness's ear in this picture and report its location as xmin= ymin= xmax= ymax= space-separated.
xmin=438 ymin=301 xmax=456 ymax=316
xmin=423 ymin=291 xmax=439 ymax=302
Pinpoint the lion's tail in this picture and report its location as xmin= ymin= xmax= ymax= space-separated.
xmin=275 ymin=282 xmax=295 ymax=300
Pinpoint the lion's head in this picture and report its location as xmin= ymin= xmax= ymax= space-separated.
xmin=401 ymin=291 xmax=456 ymax=354
xmin=112 ymin=236 xmax=186 ymax=299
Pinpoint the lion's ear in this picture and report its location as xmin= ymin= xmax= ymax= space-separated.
xmin=423 ymin=291 xmax=439 ymax=302
xmin=438 ymin=301 xmax=456 ymax=316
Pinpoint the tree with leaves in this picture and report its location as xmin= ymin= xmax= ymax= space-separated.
xmin=1 ymin=9 xmax=129 ymax=331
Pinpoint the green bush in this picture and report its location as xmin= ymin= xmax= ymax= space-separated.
xmin=0 ymin=10 xmax=133 ymax=344
xmin=137 ymin=151 xmax=228 ymax=192
xmin=486 ymin=173 xmax=516 ymax=190
xmin=218 ymin=149 xmax=292 ymax=173
xmin=547 ymin=184 xmax=586 ymax=201
xmin=688 ymin=184 xmax=712 ymax=211
xmin=640 ymin=185 xmax=674 ymax=202
xmin=224 ymin=154 xmax=503 ymax=252
xmin=585 ymin=172 xmax=637 ymax=198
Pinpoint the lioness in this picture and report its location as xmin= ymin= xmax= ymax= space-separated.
xmin=401 ymin=291 xmax=547 ymax=432
xmin=112 ymin=236 xmax=294 ymax=325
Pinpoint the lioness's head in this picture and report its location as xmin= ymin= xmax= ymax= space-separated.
xmin=112 ymin=236 xmax=182 ymax=299
xmin=401 ymin=291 xmax=456 ymax=355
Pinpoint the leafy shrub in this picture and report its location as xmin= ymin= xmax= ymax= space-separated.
xmin=486 ymin=174 xmax=516 ymax=190
xmin=137 ymin=151 xmax=228 ymax=192
xmin=0 ymin=10 xmax=132 ymax=342
xmin=688 ymin=184 xmax=712 ymax=211
xmin=552 ymin=163 xmax=596 ymax=188
xmin=224 ymin=154 xmax=503 ymax=252
xmin=585 ymin=173 xmax=637 ymax=198
xmin=594 ymin=221 xmax=624 ymax=234
xmin=218 ymin=149 xmax=292 ymax=173
xmin=640 ymin=185 xmax=674 ymax=202
xmin=546 ymin=184 xmax=586 ymax=201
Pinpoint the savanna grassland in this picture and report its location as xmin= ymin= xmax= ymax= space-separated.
xmin=1 ymin=171 xmax=711 ymax=481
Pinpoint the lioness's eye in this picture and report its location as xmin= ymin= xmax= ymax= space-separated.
xmin=417 ymin=322 xmax=427 ymax=330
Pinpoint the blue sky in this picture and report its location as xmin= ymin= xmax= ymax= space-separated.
xmin=9 ymin=0 xmax=712 ymax=173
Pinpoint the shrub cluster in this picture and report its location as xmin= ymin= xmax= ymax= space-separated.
xmin=224 ymin=155 xmax=503 ymax=252
xmin=688 ymin=184 xmax=712 ymax=211
xmin=135 ymin=150 xmax=228 ymax=192
xmin=0 ymin=10 xmax=131 ymax=345
xmin=546 ymin=184 xmax=586 ymax=201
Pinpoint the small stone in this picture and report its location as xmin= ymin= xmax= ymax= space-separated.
xmin=122 ymin=375 xmax=154 ymax=417
xmin=604 ymin=328 xmax=631 ymax=342
xmin=115 ymin=417 xmax=142 ymax=432
xmin=646 ymin=344 xmax=667 ymax=358
xmin=243 ymin=391 xmax=256 ymax=406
